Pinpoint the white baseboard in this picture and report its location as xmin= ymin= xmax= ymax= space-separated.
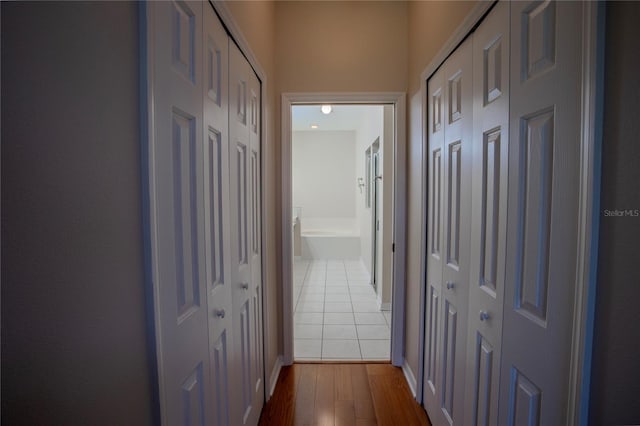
xmin=268 ymin=356 xmax=283 ymax=399
xmin=402 ymin=359 xmax=418 ymax=399
xmin=380 ymin=302 xmax=391 ymax=311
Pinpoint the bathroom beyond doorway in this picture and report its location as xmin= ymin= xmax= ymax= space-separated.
xmin=290 ymin=104 xmax=395 ymax=361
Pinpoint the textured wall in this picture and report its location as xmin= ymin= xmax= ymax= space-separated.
xmin=1 ymin=2 xmax=154 ymax=424
xmin=589 ymin=2 xmax=640 ymax=424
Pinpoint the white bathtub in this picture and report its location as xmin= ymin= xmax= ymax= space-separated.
xmin=301 ymin=230 xmax=361 ymax=260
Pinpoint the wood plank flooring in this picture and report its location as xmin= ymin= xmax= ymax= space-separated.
xmin=259 ymin=363 xmax=431 ymax=426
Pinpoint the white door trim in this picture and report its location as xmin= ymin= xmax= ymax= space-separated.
xmin=281 ymin=92 xmax=407 ymax=366
xmin=415 ymin=2 xmax=604 ymax=424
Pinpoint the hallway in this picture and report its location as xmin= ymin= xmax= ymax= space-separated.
xmin=259 ymin=363 xmax=430 ymax=426
xmin=4 ymin=1 xmax=634 ymax=425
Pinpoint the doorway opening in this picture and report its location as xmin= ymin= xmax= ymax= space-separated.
xmin=281 ymin=92 xmax=406 ymax=367
xmin=290 ymin=104 xmax=393 ymax=361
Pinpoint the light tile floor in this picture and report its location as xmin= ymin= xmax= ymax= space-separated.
xmin=293 ymin=259 xmax=391 ymax=361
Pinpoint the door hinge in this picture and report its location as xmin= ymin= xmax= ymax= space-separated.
xmin=392 ymin=243 xmax=395 ymax=253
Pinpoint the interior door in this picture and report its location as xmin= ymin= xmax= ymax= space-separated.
xmin=375 ymin=151 xmax=384 ymax=299
xmin=423 ymin=34 xmax=473 ymax=426
xmin=203 ymin=5 xmax=234 ymax=426
xmin=499 ymin=1 xmax=582 ymax=424
xmin=371 ymin=148 xmax=380 ymax=291
xmin=248 ymin=53 xmax=265 ymax=426
xmin=464 ymin=2 xmax=510 ymax=425
xmin=150 ymin=1 xmax=213 ymax=424
xmin=423 ymin=64 xmax=445 ymax=422
xmin=438 ymin=35 xmax=473 ymax=426
xmin=229 ymin=40 xmax=263 ymax=426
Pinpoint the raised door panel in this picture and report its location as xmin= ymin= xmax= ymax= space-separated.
xmin=439 ymin=35 xmax=473 ymax=426
xmin=230 ymin=40 xmax=263 ymax=426
xmin=248 ymin=74 xmax=264 ymax=417
xmin=423 ymin=66 xmax=446 ymax=424
xmin=499 ymin=1 xmax=582 ymax=424
xmin=465 ymin=2 xmax=510 ymax=426
xmin=150 ymin=1 xmax=214 ymax=425
xmin=203 ymin=5 xmax=233 ymax=426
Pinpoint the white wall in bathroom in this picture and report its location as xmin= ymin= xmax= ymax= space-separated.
xmin=292 ymin=130 xmax=357 ymax=232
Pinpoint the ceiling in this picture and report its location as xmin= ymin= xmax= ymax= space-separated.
xmin=291 ymin=104 xmax=383 ymax=132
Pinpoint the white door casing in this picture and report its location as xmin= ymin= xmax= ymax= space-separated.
xmin=203 ymin=5 xmax=233 ymax=426
xmin=149 ymin=1 xmax=213 ymax=424
xmin=499 ymin=1 xmax=583 ymax=424
xmin=280 ymin=92 xmax=407 ymax=367
xmin=464 ymin=2 xmax=510 ymax=425
xmin=229 ymin=41 xmax=264 ymax=426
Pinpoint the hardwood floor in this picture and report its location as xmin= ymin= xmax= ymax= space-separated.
xmin=259 ymin=363 xmax=431 ymax=426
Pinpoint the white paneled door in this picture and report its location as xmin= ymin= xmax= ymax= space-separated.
xmin=424 ymin=35 xmax=473 ymax=426
xmin=203 ymin=5 xmax=233 ymax=426
xmin=424 ymin=60 xmax=445 ymax=423
xmin=151 ymin=1 xmax=212 ymax=425
xmin=229 ymin=41 xmax=264 ymax=426
xmin=499 ymin=1 xmax=583 ymax=424
xmin=424 ymin=1 xmax=589 ymax=424
xmin=148 ymin=2 xmax=264 ymax=425
xmin=464 ymin=2 xmax=509 ymax=426
xmin=439 ymin=36 xmax=473 ymax=426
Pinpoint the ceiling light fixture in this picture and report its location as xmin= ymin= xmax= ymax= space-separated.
xmin=310 ymin=124 xmax=319 ymax=129
xmin=321 ymin=105 xmax=332 ymax=114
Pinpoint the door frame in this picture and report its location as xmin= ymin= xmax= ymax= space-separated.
xmin=370 ymin=141 xmax=380 ymax=292
xmin=281 ymin=92 xmax=407 ymax=366
xmin=139 ymin=1 xmax=272 ymax=422
xmin=415 ymin=2 xmax=604 ymax=424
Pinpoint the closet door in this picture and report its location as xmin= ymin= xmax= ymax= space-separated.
xmin=464 ymin=2 xmax=509 ymax=425
xmin=423 ymin=65 xmax=445 ymax=421
xmin=424 ymin=35 xmax=473 ymax=426
xmin=499 ymin=1 xmax=583 ymax=424
xmin=229 ymin=41 xmax=264 ymax=426
xmin=150 ymin=2 xmax=214 ymax=424
xmin=248 ymin=62 xmax=265 ymax=422
xmin=203 ymin=5 xmax=234 ymax=426
xmin=438 ymin=36 xmax=473 ymax=426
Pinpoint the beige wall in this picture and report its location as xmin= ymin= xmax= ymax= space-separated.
xmin=275 ymin=1 xmax=408 ymax=94
xmin=225 ymin=0 xmax=282 ymax=384
xmin=1 ymin=2 xmax=153 ymax=424
xmin=407 ymin=1 xmax=477 ymax=95
xmin=404 ymin=0 xmax=476 ymax=379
